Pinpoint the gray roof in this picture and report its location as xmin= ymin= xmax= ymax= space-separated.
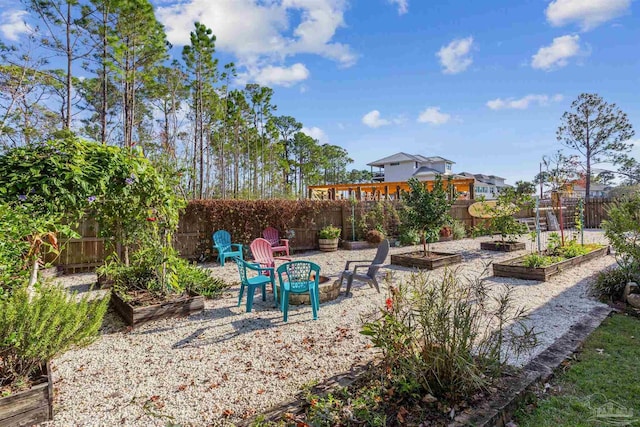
xmin=368 ymin=152 xmax=455 ymax=167
xmin=412 ymin=166 xmax=442 ymax=176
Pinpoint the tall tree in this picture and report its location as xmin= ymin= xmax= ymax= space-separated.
xmin=557 ymin=93 xmax=635 ymax=203
xmin=535 ymin=150 xmax=580 ymax=196
xmin=182 ymin=22 xmax=218 ymax=199
xmin=272 ymin=115 xmax=302 ymax=193
xmin=109 ymin=0 xmax=168 ymax=149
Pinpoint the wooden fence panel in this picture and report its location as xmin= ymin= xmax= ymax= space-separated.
xmin=52 ymin=198 xmax=613 ymax=270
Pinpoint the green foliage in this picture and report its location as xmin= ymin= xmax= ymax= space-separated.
xmin=479 ymin=187 xmax=531 ymax=242
xmin=360 ymin=270 xmax=536 ymax=402
xmin=557 ymin=240 xmax=590 ymax=258
xmin=590 ymin=266 xmax=636 ymax=302
xmin=522 ymin=253 xmax=564 ymax=268
xmin=356 ymin=201 xmax=401 ymax=240
xmin=602 ymin=195 xmax=640 ymax=268
xmin=401 ymin=176 xmax=454 ymax=255
xmin=450 ymin=219 xmax=467 ymax=240
xmin=398 ymin=228 xmax=421 ymax=246
xmin=318 ymin=225 xmax=341 ymax=239
xmin=0 ymin=285 xmax=109 ymax=393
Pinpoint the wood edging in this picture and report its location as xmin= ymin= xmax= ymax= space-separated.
xmin=110 ymin=291 xmax=205 ymax=327
xmin=0 ymin=361 xmax=53 ymax=425
xmin=453 ymin=305 xmax=613 ymax=426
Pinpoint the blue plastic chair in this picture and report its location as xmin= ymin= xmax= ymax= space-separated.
xmin=235 ymin=258 xmax=276 ymax=312
xmin=276 ymin=261 xmax=321 ymax=322
xmin=213 ymin=230 xmax=243 ymax=266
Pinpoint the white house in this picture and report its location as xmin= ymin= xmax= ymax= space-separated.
xmin=570 ymin=183 xmax=611 ymax=198
xmin=367 ymin=152 xmax=455 ymax=182
xmin=458 ymin=172 xmax=510 ymax=200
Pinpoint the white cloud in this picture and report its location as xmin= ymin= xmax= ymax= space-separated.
xmin=417 ymin=107 xmax=451 ymax=125
xmin=436 ymin=36 xmax=474 ymax=74
xmin=531 ymin=35 xmax=585 ymax=70
xmin=156 ymin=0 xmax=356 ymax=86
xmin=546 ymin=0 xmax=631 ymax=31
xmin=362 ymin=110 xmax=391 ymax=128
xmin=301 ymin=126 xmax=329 ymax=144
xmin=238 ymin=63 xmax=310 ymax=87
xmin=486 ymin=94 xmax=564 ymax=110
xmin=388 ymin=0 xmax=409 ymax=15
xmin=0 ymin=10 xmax=31 ymax=42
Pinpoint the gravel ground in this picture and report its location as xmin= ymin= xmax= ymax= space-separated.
xmin=45 ymin=230 xmax=614 ymax=426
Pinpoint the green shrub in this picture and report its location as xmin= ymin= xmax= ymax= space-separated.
xmin=450 ymin=219 xmax=467 ymax=240
xmin=366 ymin=229 xmax=384 ymax=244
xmin=522 ymin=253 xmax=563 ymax=268
xmin=557 ymin=240 xmax=590 ymax=258
xmin=361 ymin=269 xmax=536 ymax=401
xmin=0 ymin=285 xmax=109 ymax=393
xmin=318 ymin=225 xmax=341 ymax=239
xmin=590 ymin=266 xmax=637 ymax=302
xmin=603 ymin=195 xmax=640 ymax=265
xmin=398 ymin=228 xmax=421 ymax=246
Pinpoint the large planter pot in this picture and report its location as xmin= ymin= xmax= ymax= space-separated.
xmin=318 ymin=238 xmax=339 ymax=252
xmin=111 ymin=291 xmax=205 ymax=327
xmin=0 ymin=362 xmax=53 ymax=426
xmin=391 ymin=251 xmax=462 ymax=270
xmin=493 ymin=246 xmax=609 ymax=281
xmin=480 ymin=241 xmax=526 ymax=252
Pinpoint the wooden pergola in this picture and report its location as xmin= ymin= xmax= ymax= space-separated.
xmin=308 ymin=178 xmax=476 ymax=201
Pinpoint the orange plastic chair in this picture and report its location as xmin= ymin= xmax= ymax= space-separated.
xmin=262 ymin=227 xmax=290 ymax=256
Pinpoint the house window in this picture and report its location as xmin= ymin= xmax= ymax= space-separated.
xmin=446 ymin=163 xmax=452 ymax=171
xmin=390 ymin=162 xmax=400 ymax=166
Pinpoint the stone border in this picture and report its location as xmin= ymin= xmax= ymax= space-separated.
xmin=453 ymin=305 xmax=612 ymax=426
xmin=248 ymin=305 xmax=612 ymax=427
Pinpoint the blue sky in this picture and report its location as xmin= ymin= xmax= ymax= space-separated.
xmin=1 ymin=0 xmax=638 ymax=184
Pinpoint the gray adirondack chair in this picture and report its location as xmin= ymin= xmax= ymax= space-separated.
xmin=339 ymin=239 xmax=390 ymax=295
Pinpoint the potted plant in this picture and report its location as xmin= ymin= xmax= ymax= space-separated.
xmin=391 ymin=176 xmax=462 ymax=270
xmin=318 ymin=225 xmax=341 ymax=251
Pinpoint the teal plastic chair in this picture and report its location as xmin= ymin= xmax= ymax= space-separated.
xmin=235 ymin=258 xmax=276 ymax=312
xmin=213 ymin=230 xmax=243 ymax=266
xmin=276 ymin=261 xmax=321 ymax=322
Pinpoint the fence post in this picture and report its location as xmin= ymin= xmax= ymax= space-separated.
xmin=535 ymin=198 xmax=541 ymax=253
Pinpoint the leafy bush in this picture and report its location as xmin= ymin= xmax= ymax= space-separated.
xmin=361 ymin=269 xmax=536 ymax=401
xmin=603 ymin=195 xmax=640 ymax=266
xmin=366 ymin=229 xmax=384 ymax=244
xmin=398 ymin=228 xmax=421 ymax=246
xmin=557 ymin=240 xmax=590 ymax=258
xmin=478 ymin=188 xmax=531 ymax=243
xmin=0 ymin=285 xmax=109 ymax=394
xmin=450 ymin=219 xmax=467 ymax=240
xmin=318 ymin=225 xmax=341 ymax=239
xmin=522 ymin=253 xmax=563 ymax=268
xmin=356 ymin=201 xmax=401 ymax=240
xmin=590 ymin=266 xmax=636 ymax=302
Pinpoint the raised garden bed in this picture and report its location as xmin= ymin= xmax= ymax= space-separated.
xmin=493 ymin=246 xmax=608 ymax=281
xmin=341 ymin=241 xmax=374 ymax=250
xmin=111 ymin=291 xmax=205 ymax=327
xmin=481 ymin=241 xmax=526 ymax=252
xmin=391 ymin=251 xmax=462 ymax=270
xmin=0 ymin=362 xmax=53 ymax=426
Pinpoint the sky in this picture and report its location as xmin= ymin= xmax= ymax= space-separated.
xmin=1 ymin=0 xmax=639 ymax=185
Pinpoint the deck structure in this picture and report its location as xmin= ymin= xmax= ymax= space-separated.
xmin=307 ymin=178 xmax=476 ymax=200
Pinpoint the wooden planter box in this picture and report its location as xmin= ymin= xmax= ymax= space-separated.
xmin=0 ymin=362 xmax=53 ymax=426
xmin=341 ymin=241 xmax=374 ymax=250
xmin=391 ymin=251 xmax=462 ymax=270
xmin=480 ymin=241 xmax=526 ymax=252
xmin=493 ymin=246 xmax=609 ymax=281
xmin=318 ymin=238 xmax=339 ymax=252
xmin=111 ymin=291 xmax=205 ymax=327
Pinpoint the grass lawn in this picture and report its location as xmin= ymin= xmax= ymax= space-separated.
xmin=515 ymin=313 xmax=640 ymax=427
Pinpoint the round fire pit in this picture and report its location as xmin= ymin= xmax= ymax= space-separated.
xmin=277 ymin=276 xmax=342 ymax=305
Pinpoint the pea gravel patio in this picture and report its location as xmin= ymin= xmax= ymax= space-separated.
xmin=45 ymin=231 xmax=614 ymax=426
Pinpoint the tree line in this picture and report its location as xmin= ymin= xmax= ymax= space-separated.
xmin=0 ymin=0 xmax=372 ymax=199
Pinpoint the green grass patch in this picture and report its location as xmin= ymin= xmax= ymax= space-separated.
xmin=516 ymin=313 xmax=640 ymax=427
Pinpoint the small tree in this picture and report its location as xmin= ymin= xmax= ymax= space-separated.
xmin=401 ymin=176 xmax=454 ymax=256
xmin=557 ymin=93 xmax=635 ymax=204
xmin=480 ymin=188 xmax=531 ymax=244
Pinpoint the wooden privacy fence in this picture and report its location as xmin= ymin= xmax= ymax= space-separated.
xmin=52 ymin=198 xmax=614 ymax=272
